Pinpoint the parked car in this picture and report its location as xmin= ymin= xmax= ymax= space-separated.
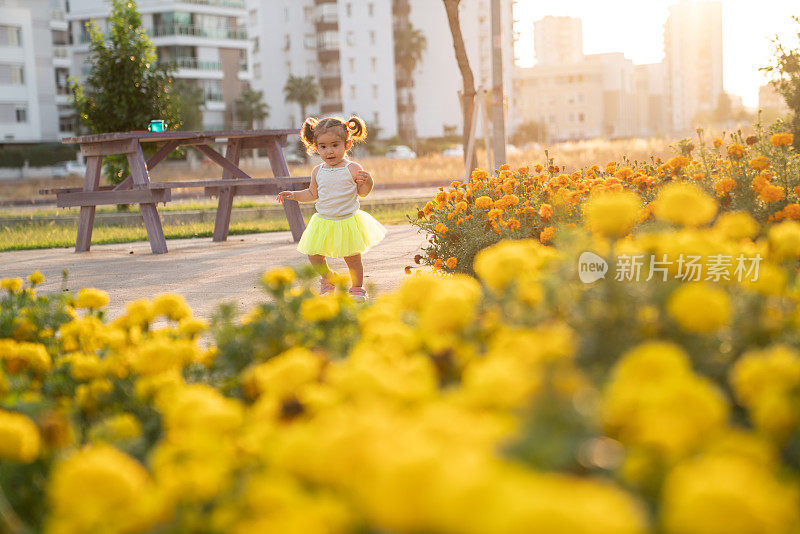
xmin=442 ymin=145 xmax=464 ymax=157
xmin=506 ymin=144 xmax=521 ymax=154
xmin=52 ymin=160 xmax=87 ymax=178
xmin=385 ymin=145 xmax=417 ymax=160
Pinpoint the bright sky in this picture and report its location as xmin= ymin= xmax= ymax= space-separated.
xmin=514 ymin=0 xmax=799 ymax=108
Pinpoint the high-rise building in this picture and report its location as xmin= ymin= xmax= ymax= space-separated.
xmin=0 ymin=0 xmax=71 ymax=143
xmin=249 ymin=0 xmax=398 ymax=137
xmin=408 ymin=0 xmax=516 ymax=138
xmin=634 ymin=63 xmax=668 ymax=137
xmin=533 ymin=15 xmax=582 ymax=66
xmin=663 ymin=0 xmax=723 ymax=133
xmin=68 ymin=0 xmax=250 ymax=131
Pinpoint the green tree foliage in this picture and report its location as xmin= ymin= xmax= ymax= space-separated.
xmin=510 ymin=119 xmax=547 ymax=146
xmin=283 ymin=75 xmax=319 ymax=123
xmin=763 ymin=16 xmax=800 ymax=150
xmin=70 ymin=0 xmax=181 ymax=185
xmin=234 ymin=87 xmax=269 ymax=130
xmin=174 ymin=80 xmax=205 ymax=132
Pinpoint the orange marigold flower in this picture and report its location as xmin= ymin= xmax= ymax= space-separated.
xmin=417 ymin=210 xmax=425 ymax=219
xmin=539 ymin=203 xmax=553 ymax=221
xmin=751 ymin=175 xmax=770 ymax=194
xmin=435 ymin=222 xmax=449 ymax=233
xmin=534 ymin=164 xmax=543 ymax=173
xmin=713 ymin=137 xmax=724 ymax=148
xmin=404 ymin=266 xmax=412 ymax=275
xmin=667 ymin=156 xmax=691 ymax=169
xmin=433 ymin=259 xmax=443 ymax=270
xmin=692 ymin=172 xmax=705 ymax=180
xmin=498 ymin=163 xmax=511 ymax=171
xmin=748 ymin=156 xmax=770 ymax=171
xmin=518 ymin=166 xmax=529 ymax=175
xmin=540 ymin=225 xmax=555 ymax=243
xmin=484 ymin=208 xmax=502 ymax=221
xmin=727 ymin=143 xmax=746 ymax=159
xmin=450 ymin=180 xmax=462 ymax=189
xmin=445 ymin=257 xmax=457 ymax=269
xmin=447 ymin=212 xmax=455 ymax=220
xmin=783 ymin=203 xmax=800 ymax=220
xmin=758 ymin=184 xmax=785 ymax=203
xmin=475 ymin=196 xmax=493 ymax=210
xmin=455 ymin=201 xmax=468 ymax=212
xmin=435 ymin=191 xmax=448 ymax=204
xmin=770 ymin=132 xmax=794 ymax=147
xmin=428 ymin=251 xmax=438 ymax=259
xmin=795 ymin=185 xmax=800 ymax=198
xmin=715 ymin=178 xmax=736 ymax=196
xmin=507 ymin=218 xmax=521 ymax=230
xmin=472 ymin=169 xmax=488 ymax=181
xmin=423 ymin=202 xmax=435 ymax=215
xmin=745 ymin=135 xmax=759 ymax=146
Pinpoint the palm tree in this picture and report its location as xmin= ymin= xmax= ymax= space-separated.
xmin=394 ymin=17 xmax=427 ymax=143
xmin=234 ymin=87 xmax=269 ymax=129
xmin=283 ymin=75 xmax=319 ymax=124
xmin=443 ymin=0 xmax=478 ymax=173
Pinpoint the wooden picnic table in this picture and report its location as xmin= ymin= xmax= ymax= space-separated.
xmin=43 ymin=129 xmax=309 ymax=254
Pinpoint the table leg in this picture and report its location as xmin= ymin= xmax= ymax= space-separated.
xmin=127 ymin=145 xmax=167 ymax=254
xmin=213 ymin=139 xmax=242 ymax=242
xmin=265 ymin=137 xmax=305 ymax=242
xmin=75 ymin=156 xmax=103 ymax=252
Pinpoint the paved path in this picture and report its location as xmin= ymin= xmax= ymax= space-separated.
xmin=0 ymin=224 xmax=428 ymax=320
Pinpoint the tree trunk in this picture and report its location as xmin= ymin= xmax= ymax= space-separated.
xmin=301 ymin=104 xmax=307 ymax=122
xmin=443 ymin=0 xmax=478 ymax=175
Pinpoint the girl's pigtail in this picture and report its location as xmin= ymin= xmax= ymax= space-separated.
xmin=346 ymin=116 xmax=368 ymax=143
xmin=300 ymin=117 xmax=319 ymax=154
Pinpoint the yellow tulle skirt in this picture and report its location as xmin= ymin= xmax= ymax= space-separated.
xmin=297 ymin=210 xmax=386 ymax=258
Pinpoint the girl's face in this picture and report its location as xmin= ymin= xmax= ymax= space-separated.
xmin=316 ymin=130 xmax=352 ymax=166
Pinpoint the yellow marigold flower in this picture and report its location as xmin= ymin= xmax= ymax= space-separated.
xmin=713 ymin=137 xmax=724 ymax=148
xmin=123 ymin=298 xmax=155 ymax=327
xmin=1 ymin=278 xmax=23 ymax=292
xmin=299 ymin=295 xmax=339 ymax=322
xmin=27 ymin=271 xmax=44 ymax=286
xmin=748 ymin=156 xmax=770 ymax=171
xmin=177 ymin=317 xmax=208 ymax=338
xmin=656 ymin=182 xmax=717 ymax=227
xmin=661 ymin=454 xmax=800 ymax=534
xmin=727 ymin=143 xmax=745 ymax=159
xmin=540 ymin=226 xmax=555 ymax=243
xmin=16 ymin=342 xmax=51 ymax=374
xmin=455 ymin=201 xmax=467 ymax=212
xmin=261 ymin=266 xmax=295 ymax=289
xmin=153 ymin=293 xmax=192 ymax=321
xmin=667 ymin=283 xmax=731 ymax=334
xmin=0 ymin=409 xmax=40 ymax=463
xmin=89 ymin=414 xmax=143 ymax=443
xmin=667 ymin=156 xmax=691 ymax=169
xmin=445 ymin=257 xmax=458 ymax=270
xmin=583 ymin=190 xmax=642 ymax=237
xmin=435 ymin=222 xmax=449 ymax=234
xmin=47 ymin=444 xmax=161 ymax=534
xmin=75 ymin=288 xmax=109 ymax=310
xmin=714 ymin=178 xmax=736 ymax=196
xmin=731 ymin=345 xmax=800 ymax=407
xmin=768 ymin=220 xmax=800 ymax=260
xmin=770 ymin=132 xmax=793 ymax=147
xmin=474 ymin=239 xmax=556 ymax=290
xmin=475 ymin=196 xmax=493 ymax=210
xmin=713 ymin=212 xmax=757 ymax=240
xmin=240 ymin=347 xmax=321 ymax=401
xmin=758 ymin=184 xmax=785 ymax=203
xmin=539 ymin=203 xmax=553 ymax=221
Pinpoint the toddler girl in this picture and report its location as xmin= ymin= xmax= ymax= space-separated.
xmin=276 ymin=116 xmax=386 ymax=302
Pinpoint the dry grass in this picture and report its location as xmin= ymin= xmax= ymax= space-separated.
xmin=1 ymin=137 xmax=679 ymax=202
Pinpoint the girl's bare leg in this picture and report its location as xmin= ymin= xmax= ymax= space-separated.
xmin=343 ymin=253 xmax=364 ymax=287
xmin=308 ymin=255 xmax=331 ymax=279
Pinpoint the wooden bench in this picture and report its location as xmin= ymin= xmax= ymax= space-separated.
xmin=44 ymin=130 xmax=309 ymax=254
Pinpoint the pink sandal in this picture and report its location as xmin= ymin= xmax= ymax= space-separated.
xmin=348 ymin=286 xmax=368 ymax=302
xmin=320 ymin=278 xmax=335 ymax=296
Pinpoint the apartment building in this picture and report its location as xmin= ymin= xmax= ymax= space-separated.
xmin=634 ymin=62 xmax=668 ymax=137
xmin=249 ymin=0 xmax=398 ymax=138
xmin=407 ymin=0 xmax=516 ymax=138
xmin=0 ymin=0 xmax=71 ymax=143
xmin=68 ymin=0 xmax=250 ymax=131
xmin=664 ymin=0 xmax=723 ymax=133
xmin=534 ymin=15 xmax=582 ymax=66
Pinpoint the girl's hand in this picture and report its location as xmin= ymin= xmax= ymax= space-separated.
xmin=276 ymin=190 xmax=294 ymax=203
xmin=354 ymin=170 xmax=372 ymax=186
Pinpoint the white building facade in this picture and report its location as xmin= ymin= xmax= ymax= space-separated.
xmin=0 ymin=0 xmax=70 ymax=144
xmin=663 ymin=0 xmax=723 ymax=133
xmin=533 ymin=15 xmax=582 ymax=66
xmin=249 ymin=0 xmax=398 ymax=137
xmin=68 ymin=0 xmax=250 ymax=131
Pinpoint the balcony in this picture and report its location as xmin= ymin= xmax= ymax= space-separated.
xmin=163 ymin=57 xmax=222 ymax=71
xmin=176 ymin=0 xmax=246 ymax=7
xmin=151 ymin=24 xmax=247 ymax=40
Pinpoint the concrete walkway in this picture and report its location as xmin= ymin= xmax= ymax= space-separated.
xmin=0 ymin=224 xmax=428 ymax=320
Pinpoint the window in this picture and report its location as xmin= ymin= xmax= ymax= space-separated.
xmin=283 ymin=34 xmax=290 ymax=51
xmin=304 ymin=33 xmax=315 ymax=49
xmin=0 ymin=26 xmax=22 ymax=46
xmin=369 ymin=30 xmax=375 ymax=45
xmin=253 ymin=62 xmax=261 ymax=79
xmin=346 ymin=3 xmax=352 ymax=16
xmin=578 ymin=112 xmax=585 ymax=122
xmin=373 ymin=111 xmax=379 ymax=125
xmin=251 ymin=37 xmax=259 ymax=53
xmin=15 ymin=105 xmax=27 ymax=123
xmin=348 ymin=58 xmax=355 ymax=72
xmin=0 ymin=64 xmax=24 ymax=85
xmin=284 ymin=7 xmax=289 ymax=22
xmin=59 ymin=115 xmax=74 ymax=132
xmin=372 ymin=84 xmax=378 ymax=98
xmin=349 ymin=85 xmax=356 ymax=98
xmin=370 ymin=57 xmax=376 ymax=72
xmin=318 ymin=31 xmax=338 ymax=50
xmin=368 ymin=2 xmax=374 ymax=16
xmin=346 ymin=31 xmax=354 ymax=46
xmin=303 ymin=7 xmax=313 ymax=21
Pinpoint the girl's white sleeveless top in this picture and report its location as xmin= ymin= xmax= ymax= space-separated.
xmin=315 ymin=162 xmax=359 ymax=220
